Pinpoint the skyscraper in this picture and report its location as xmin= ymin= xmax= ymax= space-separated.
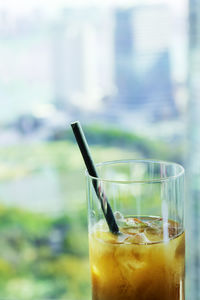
xmin=114 ymin=4 xmax=178 ymax=120
xmin=51 ymin=8 xmax=115 ymax=113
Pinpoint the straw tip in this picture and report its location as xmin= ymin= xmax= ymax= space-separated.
xmin=71 ymin=121 xmax=80 ymax=128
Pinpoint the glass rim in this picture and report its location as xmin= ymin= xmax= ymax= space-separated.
xmin=85 ymin=159 xmax=185 ymax=184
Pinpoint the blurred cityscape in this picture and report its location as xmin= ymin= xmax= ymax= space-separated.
xmin=0 ymin=2 xmax=187 ymax=145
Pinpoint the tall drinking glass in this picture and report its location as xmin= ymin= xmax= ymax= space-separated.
xmin=86 ymin=159 xmax=185 ymax=300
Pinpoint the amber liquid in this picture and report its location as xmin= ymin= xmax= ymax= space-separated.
xmin=89 ymin=217 xmax=185 ymax=300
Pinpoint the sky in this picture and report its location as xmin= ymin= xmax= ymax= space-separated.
xmin=0 ymin=0 xmax=187 ymax=18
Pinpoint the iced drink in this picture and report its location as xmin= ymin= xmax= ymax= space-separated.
xmin=89 ymin=215 xmax=185 ymax=300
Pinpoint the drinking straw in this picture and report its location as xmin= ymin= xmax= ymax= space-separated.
xmin=71 ymin=121 xmax=119 ymax=234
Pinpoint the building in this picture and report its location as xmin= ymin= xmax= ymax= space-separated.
xmin=113 ymin=4 xmax=178 ymax=121
xmin=51 ymin=8 xmax=115 ymax=113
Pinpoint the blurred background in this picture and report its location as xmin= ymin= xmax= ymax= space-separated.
xmin=0 ymin=0 xmax=198 ymax=299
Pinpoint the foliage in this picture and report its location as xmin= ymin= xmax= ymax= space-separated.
xmin=0 ymin=124 xmax=184 ymax=299
xmin=51 ymin=123 xmax=184 ymax=163
xmin=0 ymin=203 xmax=90 ymax=299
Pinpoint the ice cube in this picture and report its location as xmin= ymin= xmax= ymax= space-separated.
xmin=148 ymin=218 xmax=182 ymax=237
xmin=119 ymin=217 xmax=148 ymax=235
xmin=145 ymin=218 xmax=181 ymax=241
xmin=147 ymin=218 xmax=164 ymax=229
xmin=95 ymin=231 xmax=118 ymax=244
xmin=121 ymin=227 xmax=142 ymax=235
xmin=114 ymin=211 xmax=131 ymax=228
xmin=94 ymin=219 xmax=108 ymax=232
xmin=126 ymin=218 xmax=136 ymax=226
xmin=144 ymin=226 xmax=163 ymax=242
xmin=114 ymin=211 xmax=124 ymax=221
xmin=117 ymin=232 xmax=130 ymax=243
xmin=124 ymin=232 xmax=150 ymax=244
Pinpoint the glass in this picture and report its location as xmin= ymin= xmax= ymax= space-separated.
xmin=86 ymin=159 xmax=185 ymax=300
